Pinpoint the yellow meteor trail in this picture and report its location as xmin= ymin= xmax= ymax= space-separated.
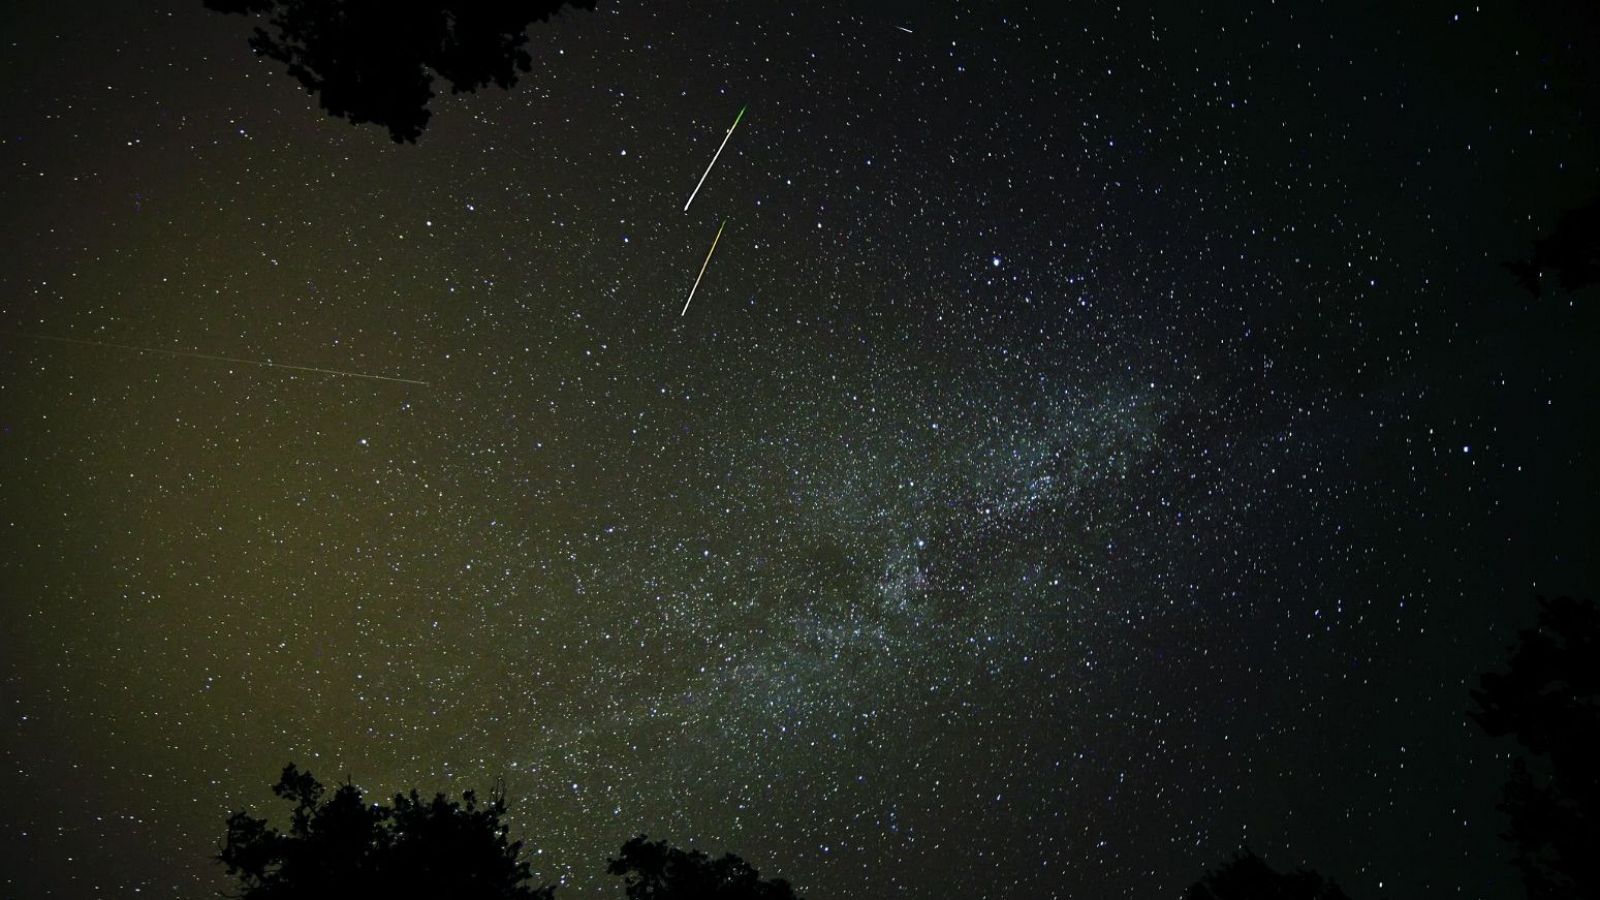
xmin=683 ymin=105 xmax=746 ymax=212
xmin=1 ymin=330 xmax=430 ymax=386
xmin=681 ymin=220 xmax=727 ymax=316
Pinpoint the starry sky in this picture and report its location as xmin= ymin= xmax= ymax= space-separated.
xmin=1 ymin=1 xmax=1597 ymax=897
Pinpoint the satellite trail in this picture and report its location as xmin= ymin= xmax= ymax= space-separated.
xmin=1 ymin=330 xmax=429 ymax=386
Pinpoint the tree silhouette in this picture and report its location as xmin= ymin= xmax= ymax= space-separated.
xmin=1186 ymin=851 xmax=1352 ymax=900
xmin=217 ymin=763 xmax=554 ymax=899
xmin=202 ymin=0 xmax=597 ymax=142
xmin=1505 ymin=197 xmax=1600 ymax=297
xmin=607 ymin=835 xmax=802 ymax=900
xmin=1471 ymin=595 xmax=1600 ymax=900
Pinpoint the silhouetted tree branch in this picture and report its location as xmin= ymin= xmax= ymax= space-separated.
xmin=1505 ymin=199 xmax=1600 ymax=297
xmin=608 ymin=835 xmax=802 ymax=900
xmin=1187 ymin=851 xmax=1353 ymax=900
xmin=217 ymin=763 xmax=554 ymax=899
xmin=1471 ymin=596 xmax=1600 ymax=900
xmin=203 ymin=0 xmax=597 ymax=142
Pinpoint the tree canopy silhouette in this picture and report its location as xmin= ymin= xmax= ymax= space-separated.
xmin=1471 ymin=595 xmax=1600 ymax=900
xmin=217 ymin=763 xmax=554 ymax=899
xmin=608 ymin=835 xmax=802 ymax=900
xmin=1505 ymin=197 xmax=1600 ymax=297
xmin=202 ymin=0 xmax=597 ymax=142
xmin=1186 ymin=851 xmax=1352 ymax=900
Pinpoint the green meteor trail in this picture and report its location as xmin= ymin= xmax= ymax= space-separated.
xmin=683 ymin=105 xmax=747 ymax=212
xmin=681 ymin=219 xmax=728 ymax=316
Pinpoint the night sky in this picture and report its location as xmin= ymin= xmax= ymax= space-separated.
xmin=2 ymin=1 xmax=1597 ymax=898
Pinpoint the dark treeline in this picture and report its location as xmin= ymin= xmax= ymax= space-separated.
xmin=216 ymin=596 xmax=1596 ymax=899
xmin=218 ymin=765 xmax=802 ymax=899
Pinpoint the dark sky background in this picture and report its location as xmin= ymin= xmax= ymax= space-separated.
xmin=1 ymin=1 xmax=1597 ymax=897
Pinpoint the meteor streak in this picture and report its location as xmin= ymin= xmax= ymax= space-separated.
xmin=1 ymin=330 xmax=429 ymax=386
xmin=681 ymin=220 xmax=727 ymax=316
xmin=683 ymin=105 xmax=746 ymax=212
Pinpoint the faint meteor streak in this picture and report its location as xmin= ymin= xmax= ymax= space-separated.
xmin=681 ymin=220 xmax=727 ymax=316
xmin=0 ymin=330 xmax=430 ymax=386
xmin=683 ymin=104 xmax=746 ymax=212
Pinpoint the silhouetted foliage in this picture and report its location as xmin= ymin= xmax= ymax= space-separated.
xmin=1505 ymin=197 xmax=1600 ymax=296
xmin=202 ymin=0 xmax=597 ymax=142
xmin=1187 ymin=851 xmax=1352 ymax=900
xmin=1471 ymin=596 xmax=1600 ymax=900
xmin=608 ymin=835 xmax=802 ymax=900
xmin=217 ymin=763 xmax=554 ymax=899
